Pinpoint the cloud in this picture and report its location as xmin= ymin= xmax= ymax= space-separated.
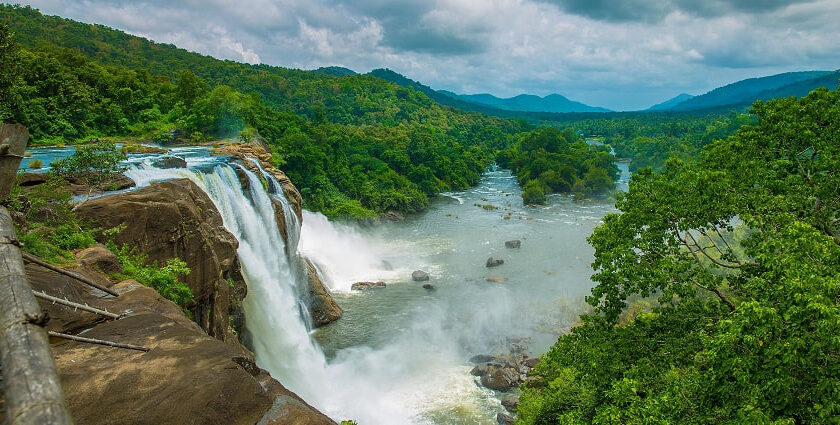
xmin=538 ymin=0 xmax=820 ymax=22
xmin=12 ymin=0 xmax=840 ymax=110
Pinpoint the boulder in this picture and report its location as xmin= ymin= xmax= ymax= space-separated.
xmin=524 ymin=358 xmax=540 ymax=368
xmin=505 ymin=240 xmax=521 ymax=249
xmin=497 ymin=412 xmax=515 ymax=425
xmin=17 ymin=171 xmax=47 ymax=187
xmin=422 ymin=284 xmax=437 ymax=291
xmin=75 ymin=178 xmax=245 ymax=343
xmin=470 ymin=354 xmax=495 ymax=363
xmin=486 ymin=257 xmax=504 ymax=267
xmin=481 ymin=367 xmax=520 ymax=391
xmin=304 ymin=258 xmax=343 ymax=327
xmin=75 ymin=244 xmax=122 ymax=274
xmin=501 ymin=395 xmax=520 ymax=413
xmin=412 ymin=270 xmax=430 ymax=281
xmin=384 ymin=211 xmax=404 ymax=221
xmin=351 ymin=281 xmax=386 ymax=290
xmin=470 ymin=363 xmax=491 ymax=377
xmin=153 ymin=156 xmax=187 ymax=169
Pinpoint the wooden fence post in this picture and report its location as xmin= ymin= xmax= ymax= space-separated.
xmin=0 ymin=123 xmax=73 ymax=424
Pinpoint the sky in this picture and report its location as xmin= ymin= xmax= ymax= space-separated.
xmin=14 ymin=0 xmax=840 ymax=110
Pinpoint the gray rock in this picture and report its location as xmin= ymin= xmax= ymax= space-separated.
xmin=470 ymin=363 xmax=491 ymax=376
xmin=470 ymin=354 xmax=495 ymax=363
xmin=481 ymin=367 xmax=520 ymax=391
xmin=505 ymin=240 xmax=521 ymax=249
xmin=153 ymin=156 xmax=187 ymax=169
xmin=422 ymin=283 xmax=437 ymax=291
xmin=351 ymin=281 xmax=386 ymax=290
xmin=497 ymin=412 xmax=515 ymax=425
xmin=501 ymin=395 xmax=520 ymax=413
xmin=412 ymin=270 xmax=430 ymax=281
xmin=524 ymin=358 xmax=540 ymax=368
xmin=486 ymin=257 xmax=504 ymax=267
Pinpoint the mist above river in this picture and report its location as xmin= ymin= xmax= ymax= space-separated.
xmin=299 ymin=165 xmax=628 ymax=423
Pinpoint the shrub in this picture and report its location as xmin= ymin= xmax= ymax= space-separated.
xmin=28 ymin=158 xmax=43 ymax=169
xmin=522 ymin=179 xmax=547 ymax=205
xmin=109 ymin=243 xmax=194 ymax=309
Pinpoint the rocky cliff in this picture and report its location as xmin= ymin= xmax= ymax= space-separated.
xmin=26 ymin=250 xmax=335 ymax=425
xmin=75 ymin=178 xmax=247 ymax=343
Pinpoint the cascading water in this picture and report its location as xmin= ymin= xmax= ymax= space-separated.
xmin=126 ymin=159 xmax=330 ymax=405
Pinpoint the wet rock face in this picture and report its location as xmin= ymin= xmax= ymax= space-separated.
xmin=75 ymin=178 xmax=246 ymax=343
xmin=412 ymin=270 xmax=430 ymax=281
xmin=304 ymin=258 xmax=343 ymax=327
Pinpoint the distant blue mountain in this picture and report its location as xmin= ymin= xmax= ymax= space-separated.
xmin=668 ymin=71 xmax=833 ymax=111
xmin=446 ymin=92 xmax=611 ymax=113
xmin=646 ymin=93 xmax=694 ymax=111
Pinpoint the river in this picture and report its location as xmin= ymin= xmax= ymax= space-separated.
xmin=24 ymin=144 xmax=629 ymax=424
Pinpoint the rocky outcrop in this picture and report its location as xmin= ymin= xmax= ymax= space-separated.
xmin=412 ymin=270 xmax=430 ymax=281
xmin=153 ymin=156 xmax=187 ymax=169
xmin=75 ymin=178 xmax=246 ymax=343
xmin=351 ymin=281 xmax=386 ymax=290
xmin=66 ymin=173 xmax=136 ymax=196
xmin=304 ymin=259 xmax=343 ymax=327
xmin=213 ymin=143 xmax=302 ymax=221
xmin=26 ymin=261 xmax=334 ymax=425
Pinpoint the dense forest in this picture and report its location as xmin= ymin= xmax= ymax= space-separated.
xmin=518 ymin=86 xmax=840 ymax=424
xmin=0 ymin=4 xmax=627 ymax=216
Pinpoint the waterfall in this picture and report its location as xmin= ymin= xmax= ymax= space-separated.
xmin=126 ymin=161 xmax=329 ymax=404
xmin=125 ymin=157 xmax=443 ymax=424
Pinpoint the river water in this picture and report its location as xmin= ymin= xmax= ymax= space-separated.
xmin=25 ymin=144 xmax=629 ymax=424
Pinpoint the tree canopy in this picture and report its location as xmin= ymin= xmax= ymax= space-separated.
xmin=518 ymin=86 xmax=840 ymax=424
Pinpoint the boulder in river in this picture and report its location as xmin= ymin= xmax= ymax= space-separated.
xmin=485 ymin=276 xmax=508 ymax=283
xmin=351 ymin=281 xmax=387 ymax=290
xmin=497 ymin=413 xmax=515 ymax=425
xmin=422 ymin=283 xmax=437 ymax=291
xmin=486 ymin=257 xmax=504 ymax=267
xmin=153 ymin=156 xmax=187 ymax=169
xmin=470 ymin=354 xmax=495 ymax=363
xmin=501 ymin=395 xmax=520 ymax=413
xmin=505 ymin=240 xmax=521 ymax=249
xmin=412 ymin=270 xmax=430 ymax=281
xmin=305 ymin=258 xmax=343 ymax=327
xmin=481 ymin=367 xmax=520 ymax=391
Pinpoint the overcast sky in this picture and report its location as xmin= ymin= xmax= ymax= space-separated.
xmin=15 ymin=0 xmax=840 ymax=110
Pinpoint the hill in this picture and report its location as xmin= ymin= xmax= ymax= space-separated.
xmin=669 ymin=70 xmax=832 ymax=111
xmin=311 ymin=66 xmax=356 ymax=77
xmin=448 ymin=92 xmax=611 ymax=113
xmin=645 ymin=93 xmax=694 ymax=111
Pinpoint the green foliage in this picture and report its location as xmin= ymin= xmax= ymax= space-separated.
xmin=109 ymin=243 xmax=194 ymax=309
xmin=519 ymin=86 xmax=840 ymax=424
xmin=5 ymin=173 xmax=97 ymax=262
xmin=50 ymin=140 xmax=128 ymax=190
xmin=1 ymin=5 xmax=531 ymax=218
xmin=500 ymin=127 xmax=618 ymax=204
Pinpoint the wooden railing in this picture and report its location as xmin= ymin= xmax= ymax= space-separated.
xmin=0 ymin=124 xmax=73 ymax=424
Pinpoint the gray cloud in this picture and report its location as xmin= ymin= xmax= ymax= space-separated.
xmin=11 ymin=0 xmax=840 ymax=110
xmin=539 ymin=0 xmax=820 ymax=22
